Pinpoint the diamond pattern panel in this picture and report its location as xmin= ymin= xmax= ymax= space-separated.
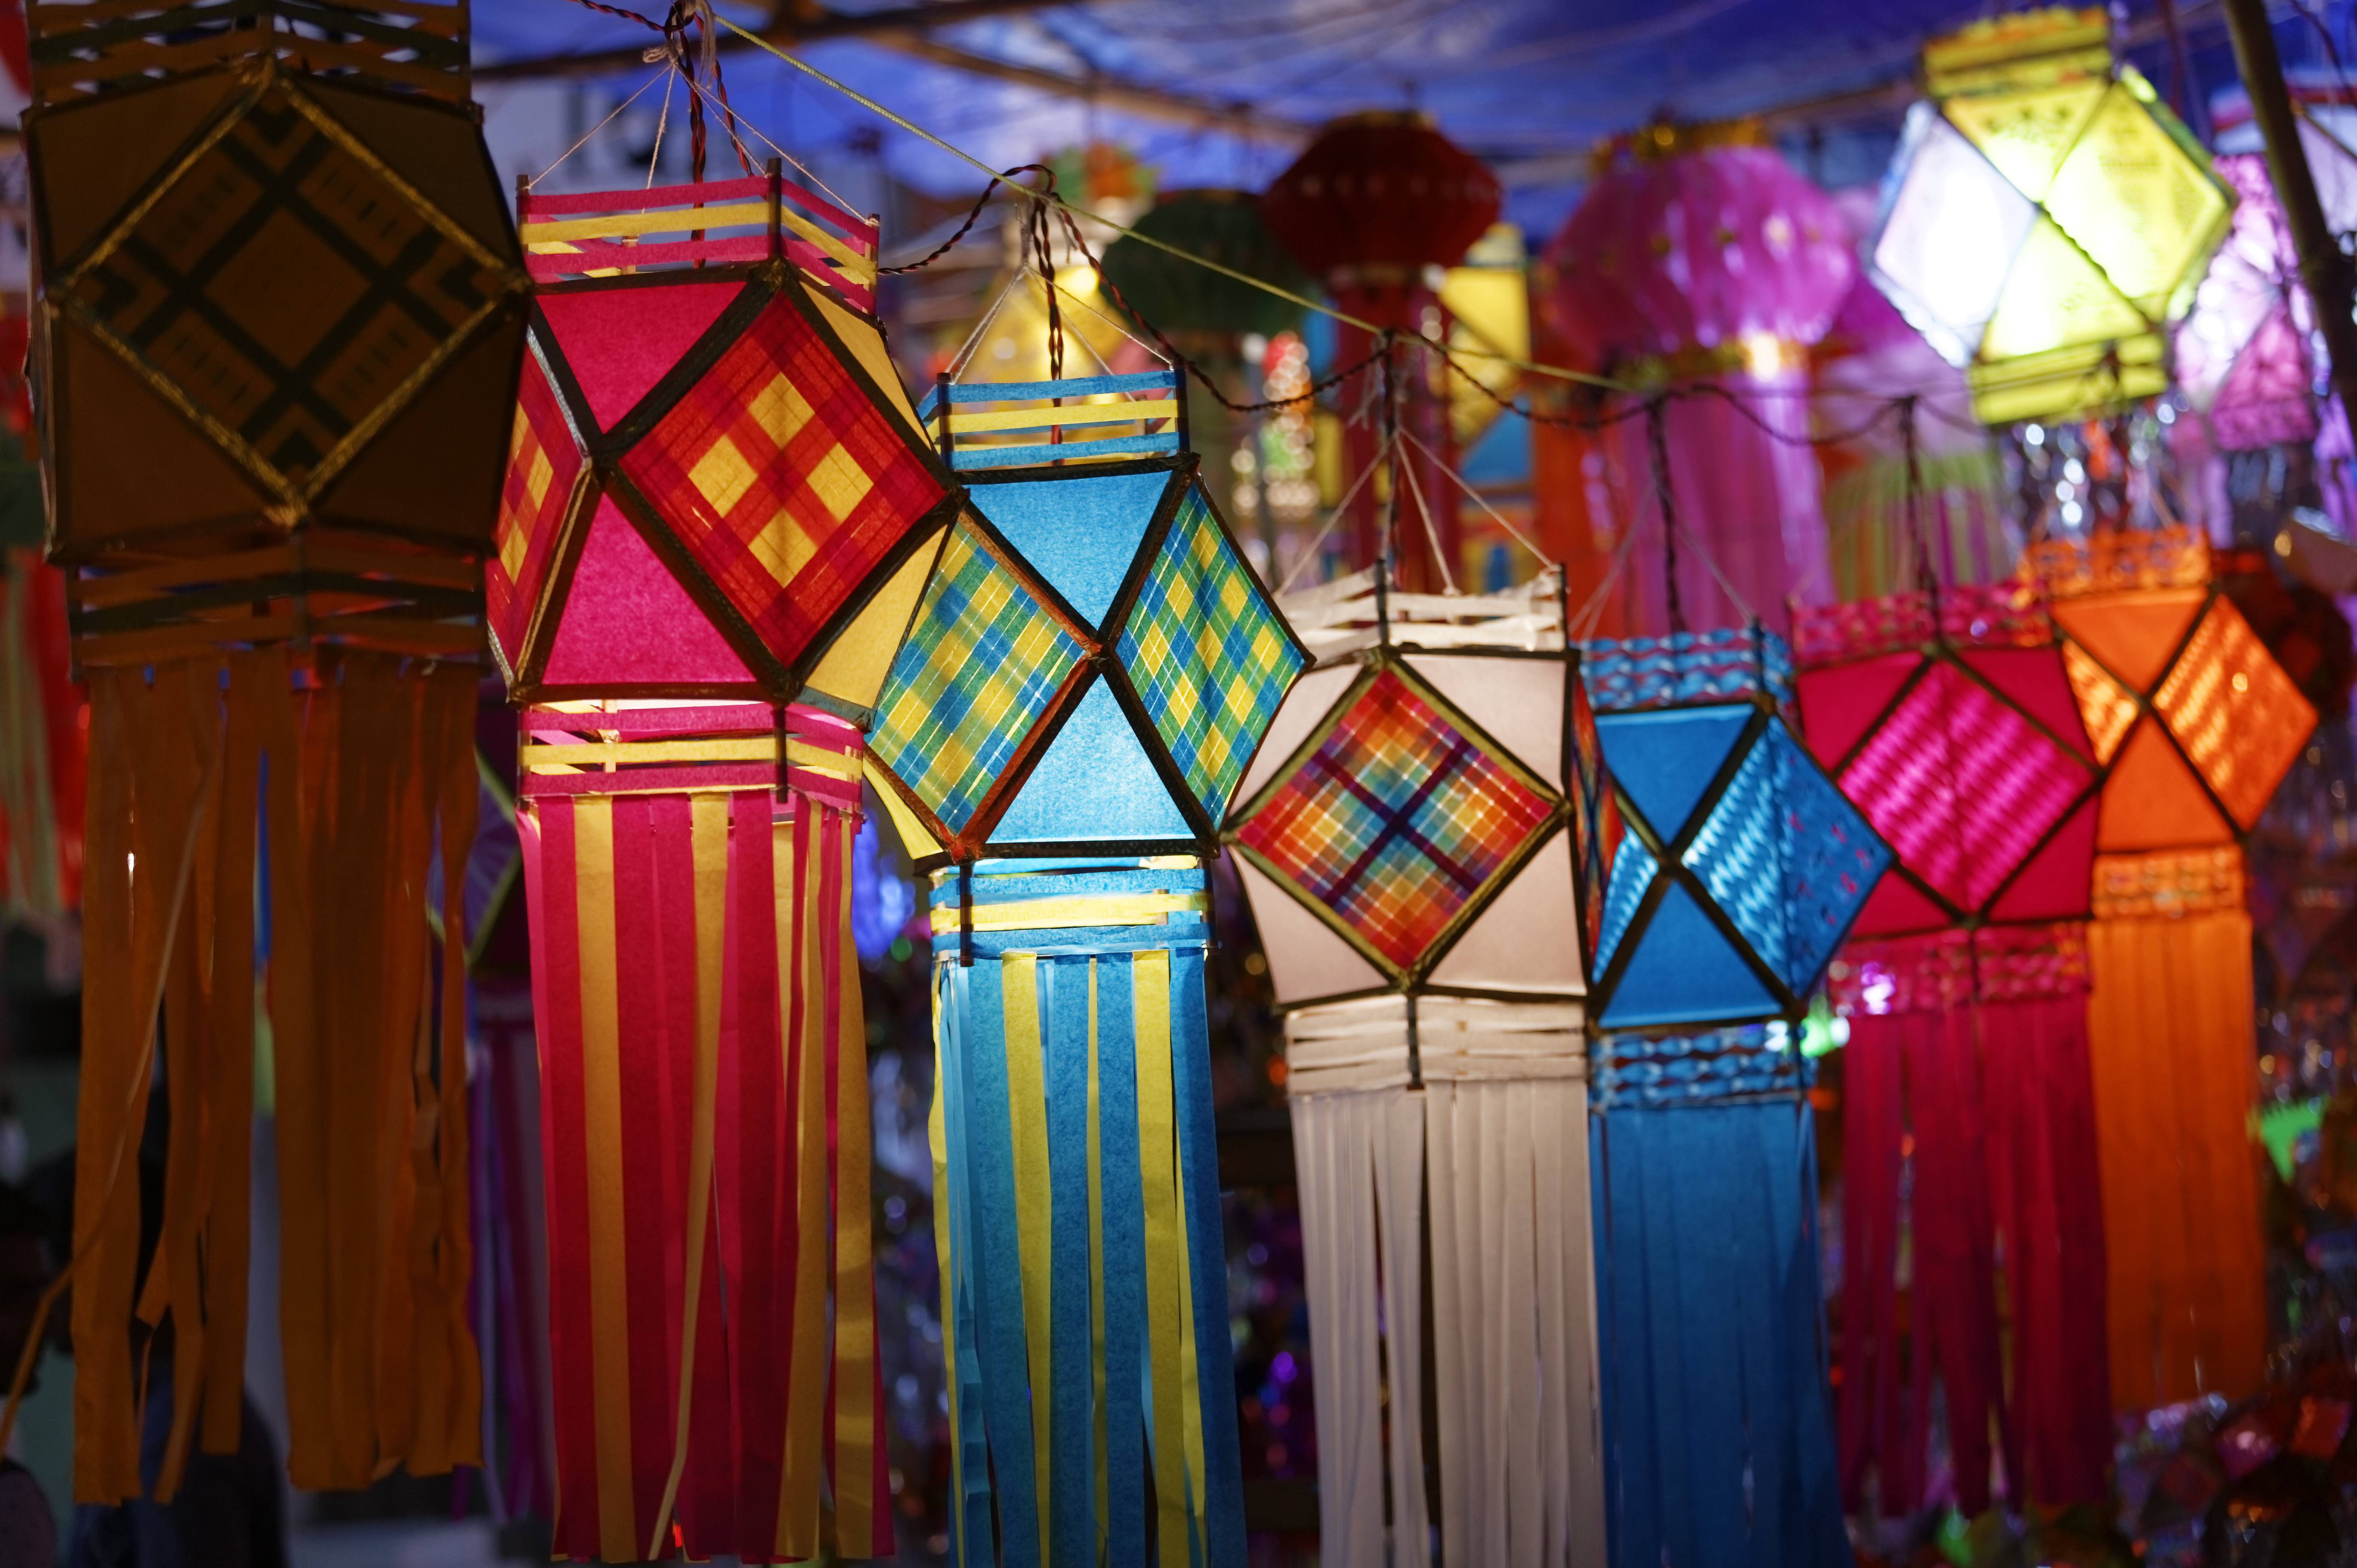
xmin=623 ymin=294 xmax=948 ymax=669
xmin=1837 ymin=662 xmax=2091 ymax=914
xmin=2061 ymin=639 xmax=2137 ymax=763
xmin=1116 ymin=482 xmax=1305 ymax=820
xmin=871 ymin=523 xmax=1084 ymax=836
xmin=1234 ymin=667 xmax=1554 ymax=973
xmin=2154 ymin=598 xmax=2315 ymax=830
xmin=489 ymin=352 xmax=582 ymax=664
xmin=1595 ymin=832 xmax=1656 ymax=977
xmin=71 ymin=90 xmax=506 ymax=481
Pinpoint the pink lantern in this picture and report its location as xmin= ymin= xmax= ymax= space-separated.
xmin=1545 ymin=126 xmax=1853 ymax=637
xmin=2177 ymin=153 xmax=2319 ymax=455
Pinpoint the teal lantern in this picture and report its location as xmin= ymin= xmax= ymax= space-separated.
xmin=1099 ymin=189 xmax=1312 ymax=341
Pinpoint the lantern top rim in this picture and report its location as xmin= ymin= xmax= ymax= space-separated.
xmin=1317 ymin=109 xmax=1438 ymax=135
xmin=1597 ymin=116 xmax=1771 ymax=173
xmin=1922 ymin=5 xmax=2112 ymax=99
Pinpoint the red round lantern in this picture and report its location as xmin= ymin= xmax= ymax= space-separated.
xmin=1261 ymin=110 xmax=1502 ymax=331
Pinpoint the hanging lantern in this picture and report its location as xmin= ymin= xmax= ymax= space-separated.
xmin=1792 ymin=584 xmax=2112 ymax=1515
xmin=1261 ymin=113 xmax=1501 ymax=591
xmin=2023 ymin=525 xmax=2314 ymax=1409
xmin=1863 ymin=7 xmax=2232 ymax=426
xmin=1544 ymin=123 xmax=1854 ymax=636
xmin=24 ymin=0 xmax=522 ymax=1502
xmin=1577 ymin=627 xmax=1880 ymax=1565
xmin=2178 ymin=153 xmax=2323 ymax=454
xmin=867 ymin=290 xmax=1306 ymax=1567
xmin=1225 ymin=570 xmax=1606 ymax=1565
xmin=497 ymin=170 xmax=955 ymax=1564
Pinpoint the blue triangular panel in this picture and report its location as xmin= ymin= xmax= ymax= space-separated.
xmin=989 ymin=676 xmax=1192 ymax=844
xmin=1595 ymin=705 xmax=1754 ymax=843
xmin=1765 ymin=721 xmax=1892 ymax=994
xmin=972 ymin=469 xmax=1172 ymax=631
xmin=1595 ymin=835 xmax=1657 ymax=976
xmin=1600 ymin=880 xmax=1777 ymax=1029
xmin=1682 ymin=734 xmax=1786 ymax=983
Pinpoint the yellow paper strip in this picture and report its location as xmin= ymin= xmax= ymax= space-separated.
xmin=778 ymin=818 xmax=832 ymax=1559
xmin=519 ymin=202 xmax=876 ymax=281
xmin=1133 ymin=950 xmax=1190 ymax=1568
xmin=944 ymin=400 xmax=1179 ymax=435
xmin=929 ymin=892 xmax=1204 ymax=937
xmin=1001 ymin=957 xmax=1056 ymax=1565
xmin=829 ymin=811 xmax=884 ymax=1556
xmin=1087 ymin=961 xmax=1110 ymax=1560
xmin=571 ymin=797 xmax=640 ymax=1565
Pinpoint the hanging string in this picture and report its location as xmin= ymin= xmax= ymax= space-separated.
xmin=1646 ymin=398 xmax=1684 ymax=636
xmin=1399 ymin=429 xmax=1555 ymax=570
xmin=1275 ymin=429 xmax=1397 ymax=594
xmin=1378 ymin=331 xmax=1404 ymax=633
xmin=524 ymin=67 xmax=667 ymax=188
xmin=644 ymin=66 xmax=674 ymax=188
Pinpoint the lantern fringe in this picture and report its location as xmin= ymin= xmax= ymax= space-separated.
xmin=1590 ymin=1070 xmax=1846 ymax=1568
xmin=926 ymin=861 xmax=1244 ymax=1568
xmin=0 ymin=550 xmax=82 ymax=919
xmin=58 ymin=649 xmax=480 ymax=1503
xmin=519 ymin=786 xmax=888 ymax=1563
xmin=1287 ymin=998 xmax=1607 ymax=1568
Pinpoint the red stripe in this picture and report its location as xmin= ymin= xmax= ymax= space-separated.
xmin=526 ymin=799 xmax=606 ymax=1561
xmin=521 ymin=764 xmax=861 ymax=810
xmin=722 ymin=793 xmax=788 ymax=1538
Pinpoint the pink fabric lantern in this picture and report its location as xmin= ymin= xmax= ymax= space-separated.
xmin=1545 ymin=131 xmax=1853 ymax=637
xmin=2177 ymin=154 xmax=2318 ymax=455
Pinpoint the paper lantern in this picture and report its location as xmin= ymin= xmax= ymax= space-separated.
xmin=1579 ymin=625 xmax=1891 ymax=1030
xmin=25 ymin=0 xmax=519 ymax=1504
xmin=1864 ymin=7 xmax=2232 ymax=425
xmin=1792 ymin=584 xmax=2111 ymax=1513
xmin=1544 ymin=124 xmax=1852 ymax=637
xmin=497 ymin=173 xmax=953 ymax=1563
xmin=869 ymin=334 xmax=1305 ymax=1567
xmin=1226 ymin=575 xmax=1606 ymax=1565
xmin=2024 ymin=526 xmax=2314 ymax=1409
xmin=1586 ymin=1025 xmax=1850 ymax=1568
xmin=1100 ymin=189 xmax=1310 ymax=341
xmin=2178 ymin=153 xmax=2322 ymax=453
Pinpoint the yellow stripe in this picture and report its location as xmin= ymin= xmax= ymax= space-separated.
xmin=1174 ymin=1099 xmax=1209 ymax=1563
xmin=520 ymin=736 xmax=862 ymax=776
xmin=1002 ymin=957 xmax=1056 ymax=1567
xmin=1087 ymin=961 xmax=1108 ymax=1560
xmin=929 ymin=892 xmax=1205 ymax=936
xmin=944 ymin=399 xmax=1179 ymax=434
xmin=778 ymin=819 xmax=832 ymax=1559
xmin=646 ymin=795 xmax=732 ymax=1558
xmin=518 ymin=202 xmax=878 ymax=281
xmin=1133 ymin=950 xmax=1190 ymax=1568
xmin=572 ymin=797 xmax=639 ymax=1565
xmin=928 ymin=977 xmax=964 ymax=1560
xmin=830 ymin=812 xmax=883 ymax=1556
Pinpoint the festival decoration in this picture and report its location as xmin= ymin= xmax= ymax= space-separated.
xmin=869 ymin=295 xmax=1306 ymax=1567
xmin=2179 ymin=153 xmax=2323 ymax=455
xmin=1794 ymin=583 xmax=2111 ymax=1513
xmin=1546 ymin=121 xmax=1853 ymax=636
xmin=23 ymin=0 xmax=522 ymax=1503
xmin=1580 ymin=625 xmax=1890 ymax=1031
xmin=1228 ymin=571 xmax=1606 ymax=1565
xmin=1262 ymin=112 xmax=1501 ymax=591
xmin=499 ymin=169 xmax=955 ymax=1563
xmin=1863 ymin=7 xmax=2232 ymax=425
xmin=1586 ymin=1024 xmax=1850 ymax=1568
xmin=2026 ymin=525 xmax=2316 ymax=1409
xmin=1577 ymin=629 xmax=1876 ymax=1565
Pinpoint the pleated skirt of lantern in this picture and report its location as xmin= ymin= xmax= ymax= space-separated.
xmin=1285 ymin=996 xmax=1606 ymax=1568
xmin=515 ymin=703 xmax=888 ymax=1564
xmin=1832 ymin=925 xmax=2111 ymax=1518
xmin=1587 ymin=1027 xmax=1848 ymax=1568
xmin=2085 ymin=848 xmax=2268 ymax=1411
xmin=924 ymin=858 xmax=1244 ymax=1568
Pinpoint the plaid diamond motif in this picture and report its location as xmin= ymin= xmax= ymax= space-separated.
xmin=1117 ymin=483 xmax=1304 ymax=820
xmin=71 ymin=89 xmax=506 ymax=481
xmin=1235 ymin=666 xmax=1555 ymax=972
xmin=871 ymin=523 xmax=1085 ymax=835
xmin=622 ymin=294 xmax=948 ymax=671
xmin=488 ymin=353 xmax=582 ymax=664
xmin=1838 ymin=663 xmax=2091 ymax=913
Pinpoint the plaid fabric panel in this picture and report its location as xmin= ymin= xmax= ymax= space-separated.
xmin=73 ymin=89 xmax=506 ymax=481
xmin=1234 ymin=667 xmax=1554 ymax=972
xmin=870 ymin=524 xmax=1083 ymax=836
xmin=1116 ymin=482 xmax=1304 ymax=819
xmin=622 ymin=294 xmax=948 ymax=669
xmin=488 ymin=352 xmax=583 ymax=664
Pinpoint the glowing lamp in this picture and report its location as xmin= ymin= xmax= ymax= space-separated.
xmin=869 ymin=330 xmax=1304 ymax=1568
xmin=1225 ymin=574 xmax=1607 ymax=1563
xmin=496 ymin=174 xmax=955 ymax=1563
xmin=1581 ymin=625 xmax=1891 ymax=1030
xmin=1864 ymin=8 xmax=2232 ymax=424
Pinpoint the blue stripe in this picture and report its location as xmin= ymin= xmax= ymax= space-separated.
xmin=952 ymin=434 xmax=1180 ymax=469
xmin=960 ymin=963 xmax=1043 ymax=1566
xmin=1673 ymin=1111 xmax=1750 ymax=1568
xmin=937 ymin=968 xmax=997 ymax=1564
xmin=1096 ymin=958 xmax=1147 ymax=1564
xmin=945 ymin=372 xmax=1178 ymax=402
xmin=1169 ymin=948 xmax=1245 ymax=1568
xmin=1043 ymin=959 xmax=1099 ymax=1568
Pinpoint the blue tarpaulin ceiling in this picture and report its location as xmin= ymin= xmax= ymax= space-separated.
xmin=471 ymin=0 xmax=2357 ymax=235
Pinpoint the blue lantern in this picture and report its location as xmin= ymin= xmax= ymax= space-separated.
xmin=868 ymin=287 xmax=1307 ymax=1568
